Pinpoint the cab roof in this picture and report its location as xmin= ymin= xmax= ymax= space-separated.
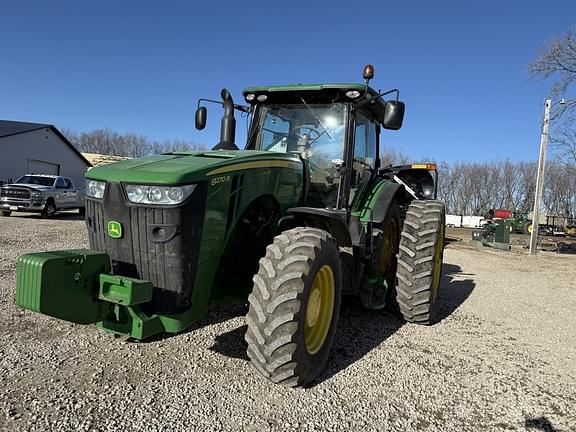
xmin=242 ymin=82 xmax=385 ymax=118
xmin=243 ymin=82 xmax=375 ymax=93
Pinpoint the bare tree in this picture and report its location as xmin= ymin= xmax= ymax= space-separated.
xmin=551 ymin=127 xmax=576 ymax=164
xmin=528 ymin=26 xmax=576 ymax=120
xmin=543 ymin=159 xmax=576 ymax=217
xmin=151 ymin=139 xmax=203 ymax=154
xmin=493 ymin=160 xmax=524 ymax=210
xmin=529 ymin=27 xmax=576 ymax=164
xmin=435 ymin=160 xmax=559 ymax=216
xmin=61 ymin=127 xmax=204 ymax=157
xmin=380 ymin=146 xmax=409 ymax=167
xmin=515 ymin=161 xmax=537 ymax=212
xmin=60 ymin=127 xmax=78 ymax=144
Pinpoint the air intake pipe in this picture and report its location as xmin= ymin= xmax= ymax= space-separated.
xmin=212 ymin=88 xmax=238 ymax=151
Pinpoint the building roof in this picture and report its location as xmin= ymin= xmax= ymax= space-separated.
xmin=82 ymin=152 xmax=131 ymax=167
xmin=0 ymin=120 xmax=92 ymax=167
xmin=0 ymin=120 xmax=51 ymax=138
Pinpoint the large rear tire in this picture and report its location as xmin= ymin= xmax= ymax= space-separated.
xmin=245 ymin=227 xmax=342 ymax=387
xmin=396 ymin=200 xmax=445 ymax=325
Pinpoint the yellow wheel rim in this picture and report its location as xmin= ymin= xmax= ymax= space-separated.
xmin=304 ymin=265 xmax=335 ymax=355
xmin=528 ymin=224 xmax=533 ymax=233
xmin=379 ymin=218 xmax=398 ymax=274
xmin=431 ymin=224 xmax=445 ymax=298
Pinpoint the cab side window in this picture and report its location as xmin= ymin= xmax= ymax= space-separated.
xmin=56 ymin=178 xmax=67 ymax=188
xmin=350 ymin=112 xmax=377 ymax=201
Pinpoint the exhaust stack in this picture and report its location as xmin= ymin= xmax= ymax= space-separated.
xmin=212 ymin=88 xmax=238 ymax=150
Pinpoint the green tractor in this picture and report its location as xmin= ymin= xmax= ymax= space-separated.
xmin=508 ymin=211 xmax=533 ymax=234
xmin=15 ymin=65 xmax=446 ymax=387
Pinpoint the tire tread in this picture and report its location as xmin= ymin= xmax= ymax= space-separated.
xmin=396 ymin=200 xmax=445 ymax=325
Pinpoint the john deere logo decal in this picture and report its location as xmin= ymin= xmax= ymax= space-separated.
xmin=107 ymin=220 xmax=122 ymax=239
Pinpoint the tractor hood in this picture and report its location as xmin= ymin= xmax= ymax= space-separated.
xmin=85 ymin=150 xmax=303 ymax=185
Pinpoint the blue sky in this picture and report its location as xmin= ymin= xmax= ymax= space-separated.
xmin=1 ymin=1 xmax=574 ymax=163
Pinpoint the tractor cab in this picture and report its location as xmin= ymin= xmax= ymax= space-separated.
xmin=241 ymin=80 xmax=405 ymax=210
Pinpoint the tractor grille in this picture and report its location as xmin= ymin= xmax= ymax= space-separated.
xmin=86 ymin=182 xmax=207 ymax=314
xmin=1 ymin=188 xmax=31 ymax=199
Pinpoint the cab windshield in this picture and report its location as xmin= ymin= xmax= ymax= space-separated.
xmin=255 ymin=103 xmax=347 ymax=161
xmin=254 ymin=103 xmax=348 ymax=208
xmin=15 ymin=176 xmax=55 ymax=186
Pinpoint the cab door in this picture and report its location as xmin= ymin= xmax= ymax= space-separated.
xmin=54 ymin=177 xmax=73 ymax=208
xmin=349 ymin=110 xmax=377 ymax=204
xmin=63 ymin=178 xmax=79 ymax=207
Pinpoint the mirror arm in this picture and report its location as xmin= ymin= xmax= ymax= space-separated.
xmin=197 ymin=98 xmax=251 ymax=113
xmin=354 ymin=88 xmax=400 ymax=109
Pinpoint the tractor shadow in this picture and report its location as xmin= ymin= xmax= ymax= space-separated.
xmin=525 ymin=416 xmax=559 ymax=432
xmin=209 ymin=263 xmax=476 ymax=385
xmin=315 ymin=263 xmax=475 ymax=385
xmin=435 ymin=263 xmax=475 ymax=322
xmin=140 ymin=303 xmax=249 ymax=344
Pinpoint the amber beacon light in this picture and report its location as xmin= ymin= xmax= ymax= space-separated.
xmin=363 ymin=64 xmax=375 ymax=81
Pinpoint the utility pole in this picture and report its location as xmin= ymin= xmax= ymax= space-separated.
xmin=529 ymin=99 xmax=551 ymax=255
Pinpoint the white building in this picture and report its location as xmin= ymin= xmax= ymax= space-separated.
xmin=0 ymin=120 xmax=91 ymax=187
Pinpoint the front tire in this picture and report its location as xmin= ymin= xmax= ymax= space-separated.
xmin=41 ymin=200 xmax=56 ymax=218
xmin=1 ymin=211 xmax=11 ymax=217
xmin=396 ymin=200 xmax=445 ymax=325
xmin=245 ymin=227 xmax=342 ymax=387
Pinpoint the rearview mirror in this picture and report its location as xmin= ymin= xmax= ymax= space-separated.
xmin=382 ymin=100 xmax=405 ymax=130
xmin=195 ymin=107 xmax=207 ymax=130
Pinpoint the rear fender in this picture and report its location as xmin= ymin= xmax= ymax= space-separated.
xmin=360 ymin=181 xmax=404 ymax=225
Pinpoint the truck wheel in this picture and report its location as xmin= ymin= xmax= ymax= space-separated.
xmin=1 ymin=211 xmax=11 ymax=217
xmin=41 ymin=200 xmax=56 ymax=218
xmin=396 ymin=200 xmax=445 ymax=325
xmin=245 ymin=227 xmax=342 ymax=387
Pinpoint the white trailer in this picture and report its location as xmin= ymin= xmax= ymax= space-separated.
xmin=461 ymin=215 xmax=483 ymax=228
xmin=446 ymin=214 xmax=462 ymax=228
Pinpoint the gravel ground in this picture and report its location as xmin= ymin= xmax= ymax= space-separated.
xmin=1 ymin=214 xmax=575 ymax=431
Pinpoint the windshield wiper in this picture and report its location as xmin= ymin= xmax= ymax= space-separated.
xmin=299 ymin=97 xmax=332 ymax=140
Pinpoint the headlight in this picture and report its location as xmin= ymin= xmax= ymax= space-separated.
xmin=125 ymin=184 xmax=196 ymax=205
xmin=86 ymin=179 xmax=106 ymax=199
xmin=30 ymin=191 xmax=45 ymax=199
xmin=421 ymin=185 xmax=434 ymax=199
xmin=345 ymin=90 xmax=361 ymax=99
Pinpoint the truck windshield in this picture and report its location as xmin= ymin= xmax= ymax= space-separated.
xmin=15 ymin=176 xmax=55 ymax=186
